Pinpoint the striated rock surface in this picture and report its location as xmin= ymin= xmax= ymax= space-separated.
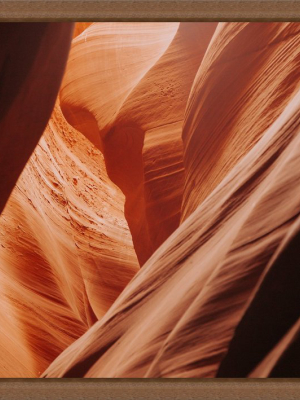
xmin=60 ymin=23 xmax=178 ymax=150
xmin=181 ymin=22 xmax=300 ymax=220
xmin=0 ymin=23 xmax=73 ymax=215
xmin=0 ymin=105 xmax=138 ymax=377
xmin=60 ymin=22 xmax=217 ymax=264
xmin=42 ymin=23 xmax=300 ymax=378
xmin=1 ymin=22 xmax=300 ymax=379
xmin=105 ymin=22 xmax=217 ymax=264
xmin=59 ymin=22 xmax=179 ymax=264
xmin=44 ymin=87 xmax=300 ymax=379
xmin=0 ymin=23 xmax=74 ymax=377
xmin=218 ymin=221 xmax=300 ymax=377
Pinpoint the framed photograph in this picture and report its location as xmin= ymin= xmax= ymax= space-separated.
xmin=0 ymin=1 xmax=299 ymax=399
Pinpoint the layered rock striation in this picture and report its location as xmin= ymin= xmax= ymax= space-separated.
xmin=1 ymin=22 xmax=300 ymax=379
xmin=42 ymin=22 xmax=300 ymax=378
xmin=0 ymin=105 xmax=138 ymax=376
xmin=60 ymin=22 xmax=217 ymax=264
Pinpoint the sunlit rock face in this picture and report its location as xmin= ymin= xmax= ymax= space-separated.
xmin=0 ymin=104 xmax=138 ymax=377
xmin=60 ymin=22 xmax=217 ymax=265
xmin=1 ymin=22 xmax=300 ymax=379
xmin=60 ymin=23 xmax=178 ymax=149
xmin=42 ymin=22 xmax=300 ymax=379
xmin=59 ymin=22 xmax=180 ymax=264
xmin=108 ymin=22 xmax=217 ymax=264
xmin=0 ymin=23 xmax=73 ymax=215
xmin=181 ymin=22 xmax=300 ymax=221
xmin=0 ymin=22 xmax=74 ymax=377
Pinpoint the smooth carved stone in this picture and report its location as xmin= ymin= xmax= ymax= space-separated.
xmin=43 ymin=22 xmax=300 ymax=379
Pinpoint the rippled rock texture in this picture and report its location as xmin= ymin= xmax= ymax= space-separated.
xmin=0 ymin=22 xmax=299 ymax=378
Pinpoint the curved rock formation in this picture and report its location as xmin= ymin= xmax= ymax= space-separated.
xmin=0 ymin=23 xmax=74 ymax=377
xmin=60 ymin=22 xmax=178 ymax=149
xmin=42 ymin=23 xmax=300 ymax=378
xmin=59 ymin=22 xmax=179 ymax=264
xmin=0 ymin=23 xmax=74 ymax=215
xmin=104 ymin=22 xmax=217 ymax=264
xmin=181 ymin=22 xmax=300 ymax=220
xmin=217 ymin=220 xmax=300 ymax=377
xmin=0 ymin=104 xmax=138 ymax=377
xmin=1 ymin=22 xmax=300 ymax=379
xmin=60 ymin=22 xmax=217 ymax=264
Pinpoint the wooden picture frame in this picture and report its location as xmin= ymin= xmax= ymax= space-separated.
xmin=0 ymin=1 xmax=299 ymax=399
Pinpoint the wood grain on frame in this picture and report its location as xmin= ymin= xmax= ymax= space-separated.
xmin=0 ymin=379 xmax=299 ymax=399
xmin=1 ymin=1 xmax=300 ymax=21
